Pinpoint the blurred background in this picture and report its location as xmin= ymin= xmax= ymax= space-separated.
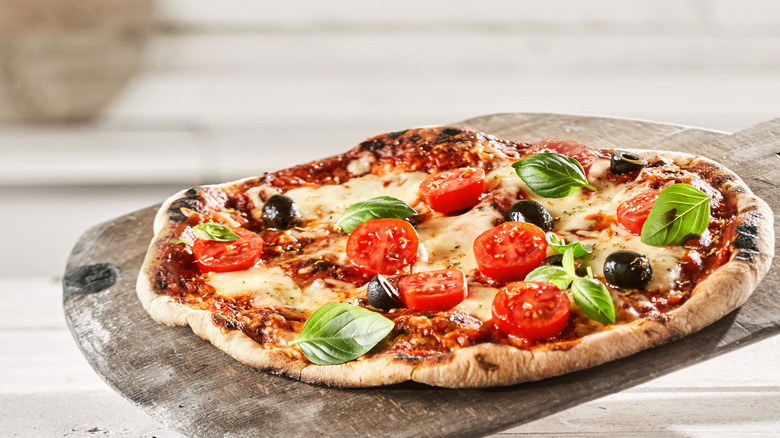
xmin=1 ymin=0 xmax=779 ymax=279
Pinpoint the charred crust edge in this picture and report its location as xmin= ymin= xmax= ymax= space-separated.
xmin=387 ymin=129 xmax=407 ymax=140
xmin=359 ymin=138 xmax=386 ymax=151
xmin=474 ymin=353 xmax=500 ymax=372
xmin=167 ymin=187 xmax=202 ymax=222
xmin=389 ymin=352 xmax=455 ymax=366
xmin=732 ymin=212 xmax=764 ymax=262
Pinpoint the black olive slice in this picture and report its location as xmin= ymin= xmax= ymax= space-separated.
xmin=507 ymin=200 xmax=554 ymax=231
xmin=262 ymin=194 xmax=301 ymax=230
xmin=610 ymin=150 xmax=647 ymax=175
xmin=540 ymin=254 xmax=564 ymax=267
xmin=603 ymin=251 xmax=652 ymax=289
xmin=367 ymin=275 xmax=402 ymax=310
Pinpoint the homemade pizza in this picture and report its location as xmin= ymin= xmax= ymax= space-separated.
xmin=137 ymin=125 xmax=773 ymax=387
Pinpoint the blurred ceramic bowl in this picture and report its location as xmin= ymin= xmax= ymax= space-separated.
xmin=0 ymin=0 xmax=153 ymax=122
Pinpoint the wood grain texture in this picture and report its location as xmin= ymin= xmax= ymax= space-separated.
xmin=64 ymin=113 xmax=779 ymax=438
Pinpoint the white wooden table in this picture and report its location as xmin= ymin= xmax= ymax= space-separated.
xmin=1 ymin=1 xmax=779 ymax=436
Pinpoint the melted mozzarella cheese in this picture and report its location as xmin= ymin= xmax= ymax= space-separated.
xmin=211 ymin=161 xmax=431 ymax=313
xmin=588 ymin=226 xmax=685 ymax=291
xmin=283 ymin=171 xmax=428 ymax=224
xmin=347 ymin=154 xmax=376 ymax=175
xmin=208 ymin=266 xmax=300 ymax=305
xmin=213 ymin=155 xmax=688 ymax=318
xmin=207 ymin=266 xmax=348 ymax=311
xmin=414 ymin=205 xmax=502 ymax=273
xmin=456 ymin=285 xmax=499 ymax=321
xmin=488 ymin=159 xmax=686 ymax=292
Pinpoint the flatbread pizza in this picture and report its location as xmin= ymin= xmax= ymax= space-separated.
xmin=137 ymin=125 xmax=773 ymax=387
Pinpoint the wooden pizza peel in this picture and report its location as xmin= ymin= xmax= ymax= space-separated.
xmin=63 ymin=113 xmax=780 ymax=438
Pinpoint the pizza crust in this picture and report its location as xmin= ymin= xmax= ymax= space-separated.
xmin=136 ymin=132 xmax=774 ymax=388
xmin=137 ymin=188 xmax=197 ymax=327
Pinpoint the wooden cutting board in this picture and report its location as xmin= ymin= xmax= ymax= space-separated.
xmin=63 ymin=113 xmax=780 ymax=438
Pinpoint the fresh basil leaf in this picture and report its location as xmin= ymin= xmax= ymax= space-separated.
xmin=562 ymin=247 xmax=577 ymax=278
xmin=640 ymin=184 xmax=711 ymax=247
xmin=546 ymin=233 xmax=593 ymax=258
xmin=525 ymin=265 xmax=575 ymax=290
xmin=336 ymin=196 xmax=417 ymax=234
xmin=289 ymin=303 xmax=394 ymax=365
xmin=512 ymin=152 xmax=597 ymax=198
xmin=571 ymin=277 xmax=615 ymax=324
xmin=192 ymin=222 xmax=240 ymax=241
xmin=170 ymin=237 xmax=192 ymax=245
xmin=529 ymin=251 xmax=615 ymax=324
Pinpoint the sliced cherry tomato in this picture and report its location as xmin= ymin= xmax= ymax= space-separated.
xmin=473 ymin=221 xmax=548 ymax=283
xmin=192 ymin=227 xmax=264 ymax=273
xmin=492 ymin=281 xmax=570 ymax=341
xmin=420 ymin=167 xmax=486 ymax=213
xmin=398 ymin=269 xmax=468 ymax=312
xmin=616 ymin=190 xmax=659 ymax=235
xmin=346 ymin=218 xmax=419 ymax=275
xmin=526 ymin=138 xmax=597 ymax=174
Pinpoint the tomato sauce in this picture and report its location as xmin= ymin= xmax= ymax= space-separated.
xmin=384 ymin=311 xmax=490 ymax=356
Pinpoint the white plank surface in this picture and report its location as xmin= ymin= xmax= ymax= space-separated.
xmin=0 ymin=184 xmax=182 ymax=278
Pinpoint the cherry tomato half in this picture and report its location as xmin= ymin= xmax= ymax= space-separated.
xmin=526 ymin=138 xmax=597 ymax=175
xmin=346 ymin=218 xmax=419 ymax=275
xmin=420 ymin=167 xmax=486 ymax=213
xmin=398 ymin=269 xmax=468 ymax=312
xmin=492 ymin=281 xmax=570 ymax=341
xmin=473 ymin=221 xmax=548 ymax=283
xmin=616 ymin=190 xmax=659 ymax=235
xmin=192 ymin=227 xmax=264 ymax=273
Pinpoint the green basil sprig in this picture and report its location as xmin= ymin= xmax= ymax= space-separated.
xmin=546 ymin=233 xmax=593 ymax=258
xmin=525 ymin=248 xmax=615 ymax=324
xmin=640 ymin=184 xmax=711 ymax=247
xmin=512 ymin=152 xmax=596 ymax=198
xmin=336 ymin=196 xmax=417 ymax=234
xmin=524 ymin=265 xmax=575 ymax=291
xmin=571 ymin=277 xmax=615 ymax=325
xmin=562 ymin=247 xmax=577 ymax=277
xmin=290 ymin=303 xmax=394 ymax=365
xmin=192 ymin=222 xmax=240 ymax=241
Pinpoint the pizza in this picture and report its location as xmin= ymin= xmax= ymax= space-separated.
xmin=136 ymin=125 xmax=773 ymax=388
